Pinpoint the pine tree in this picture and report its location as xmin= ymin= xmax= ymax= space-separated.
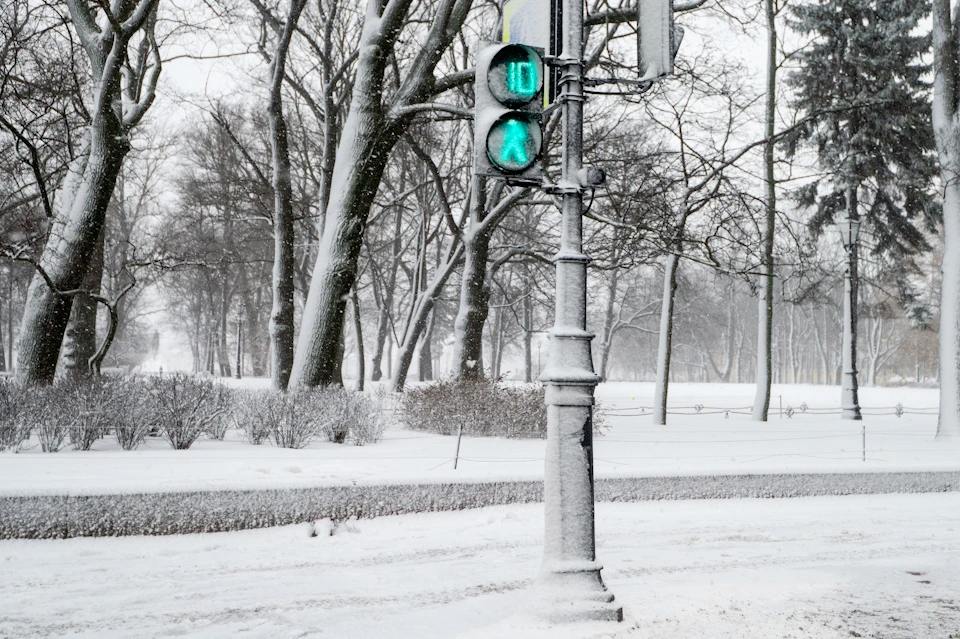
xmin=785 ymin=0 xmax=938 ymax=260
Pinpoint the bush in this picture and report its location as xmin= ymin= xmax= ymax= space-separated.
xmin=0 ymin=381 xmax=30 ymax=452
xmin=231 ymin=391 xmax=277 ymax=445
xmin=204 ymin=387 xmax=233 ymax=441
xmin=306 ymin=387 xmax=384 ymax=446
xmin=30 ymin=388 xmax=68 ymax=452
xmin=346 ymin=394 xmax=384 ymax=446
xmin=271 ymin=392 xmax=320 ymax=449
xmin=398 ymin=379 xmax=548 ymax=438
xmin=147 ymin=375 xmax=228 ymax=450
xmin=110 ymin=378 xmax=154 ymax=450
xmin=230 ymin=387 xmax=384 ymax=449
xmin=60 ymin=381 xmax=115 ymax=451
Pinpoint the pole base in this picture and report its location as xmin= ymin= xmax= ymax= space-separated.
xmin=536 ymin=560 xmax=623 ymax=623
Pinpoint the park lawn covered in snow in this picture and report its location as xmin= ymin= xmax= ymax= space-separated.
xmin=1 ymin=382 xmax=958 ymax=497
xmin=0 ymin=492 xmax=958 ymax=638
xmin=0 ymin=379 xmax=960 ymax=495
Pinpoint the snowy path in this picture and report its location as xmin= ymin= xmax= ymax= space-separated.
xmin=2 ymin=383 xmax=958 ymax=497
xmin=1 ymin=493 xmax=958 ymax=638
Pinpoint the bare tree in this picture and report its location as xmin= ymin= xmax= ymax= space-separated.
xmin=16 ymin=0 xmax=162 ymax=384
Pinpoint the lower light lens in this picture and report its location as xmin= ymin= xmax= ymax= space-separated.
xmin=486 ymin=113 xmax=542 ymax=173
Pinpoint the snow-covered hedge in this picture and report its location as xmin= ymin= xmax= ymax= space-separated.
xmin=398 ymin=380 xmax=549 ymax=438
xmin=0 ymin=376 xmax=383 ymax=452
xmin=2 ymin=471 xmax=956 ymax=539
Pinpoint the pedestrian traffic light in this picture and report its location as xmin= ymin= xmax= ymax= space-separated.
xmin=474 ymin=43 xmax=545 ymax=185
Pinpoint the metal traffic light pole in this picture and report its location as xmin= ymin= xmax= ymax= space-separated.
xmin=536 ymin=0 xmax=621 ymax=622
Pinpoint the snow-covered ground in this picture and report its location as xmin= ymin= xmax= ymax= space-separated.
xmin=1 ymin=382 xmax=957 ymax=496
xmin=1 ymin=492 xmax=957 ymax=638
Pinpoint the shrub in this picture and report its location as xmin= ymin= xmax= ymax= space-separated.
xmin=398 ymin=379 xmax=547 ymax=438
xmin=28 ymin=388 xmax=68 ymax=452
xmin=230 ymin=387 xmax=385 ymax=449
xmin=147 ymin=374 xmax=228 ymax=450
xmin=271 ymin=392 xmax=319 ymax=449
xmin=61 ymin=381 xmax=115 ymax=451
xmin=231 ymin=390 xmax=316 ymax=449
xmin=302 ymin=387 xmax=383 ymax=446
xmin=0 ymin=381 xmax=30 ymax=452
xmin=110 ymin=378 xmax=154 ymax=450
xmin=347 ymin=394 xmax=384 ymax=446
xmin=231 ymin=391 xmax=276 ymax=445
xmin=204 ymin=386 xmax=233 ymax=441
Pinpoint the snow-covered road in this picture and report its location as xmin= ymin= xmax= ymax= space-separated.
xmin=1 ymin=493 xmax=958 ymax=638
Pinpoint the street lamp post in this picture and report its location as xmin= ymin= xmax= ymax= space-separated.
xmin=536 ymin=0 xmax=621 ymax=622
xmin=839 ymin=215 xmax=862 ymax=420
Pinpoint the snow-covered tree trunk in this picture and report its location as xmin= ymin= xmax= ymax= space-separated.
xmin=653 ymin=252 xmax=680 ymax=425
xmin=0 ymin=303 xmax=5 ymax=373
xmin=840 ymin=184 xmax=862 ymax=420
xmin=17 ymin=126 xmax=127 ymax=384
xmin=60 ymin=229 xmax=104 ymax=380
xmin=417 ymin=308 xmax=434 ymax=382
xmin=391 ymin=243 xmax=464 ymax=391
xmin=932 ymin=0 xmax=960 ymax=437
xmin=452 ymin=178 xmax=491 ymax=381
xmin=288 ymin=72 xmax=403 ymax=387
xmin=351 ymin=287 xmax=365 ymax=390
xmin=523 ymin=286 xmax=533 ymax=382
xmin=370 ymin=207 xmax=403 ymax=382
xmin=289 ymin=0 xmax=472 ymax=389
xmin=266 ymin=0 xmax=306 ymax=390
xmin=597 ymin=269 xmax=620 ymax=382
xmin=15 ymin=0 xmax=161 ymax=385
xmin=752 ymin=0 xmax=777 ymax=421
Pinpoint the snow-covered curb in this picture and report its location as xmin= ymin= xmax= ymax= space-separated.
xmin=2 ymin=471 xmax=958 ymax=539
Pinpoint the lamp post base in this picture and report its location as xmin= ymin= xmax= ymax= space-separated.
xmin=537 ymin=561 xmax=623 ymax=623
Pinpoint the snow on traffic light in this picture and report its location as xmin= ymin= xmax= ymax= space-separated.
xmin=473 ymin=43 xmax=544 ymax=185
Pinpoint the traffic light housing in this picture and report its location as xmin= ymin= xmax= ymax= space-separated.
xmin=474 ymin=43 xmax=545 ymax=185
xmin=637 ymin=0 xmax=682 ymax=82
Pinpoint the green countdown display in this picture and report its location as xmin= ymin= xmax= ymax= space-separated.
xmin=488 ymin=46 xmax=543 ymax=107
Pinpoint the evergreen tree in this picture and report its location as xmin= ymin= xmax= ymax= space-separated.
xmin=785 ymin=0 xmax=938 ymax=263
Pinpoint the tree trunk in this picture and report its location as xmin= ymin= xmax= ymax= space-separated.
xmin=352 ymin=287 xmax=365 ymax=391
xmin=417 ymin=308 xmax=434 ymax=382
xmin=16 ymin=121 xmax=128 ymax=385
xmin=452 ymin=177 xmax=491 ymax=380
xmin=753 ymin=0 xmax=777 ymax=420
xmin=5 ymin=272 xmax=13 ymax=371
xmin=932 ymin=2 xmax=960 ymax=436
xmin=653 ymin=253 xmax=680 ymax=425
xmin=490 ymin=302 xmax=503 ymax=379
xmin=598 ymin=270 xmax=619 ymax=382
xmin=266 ymin=0 xmax=306 ymax=391
xmin=523 ymin=281 xmax=533 ymax=383
xmin=841 ymin=184 xmax=863 ymax=420
xmin=0 ymin=291 xmax=5 ymax=373
xmin=61 ymin=228 xmax=105 ymax=380
xmin=370 ymin=206 xmax=403 ymax=381
xmin=940 ymin=180 xmax=960 ymax=436
xmin=288 ymin=80 xmax=404 ymax=388
xmin=391 ymin=242 xmax=464 ymax=391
